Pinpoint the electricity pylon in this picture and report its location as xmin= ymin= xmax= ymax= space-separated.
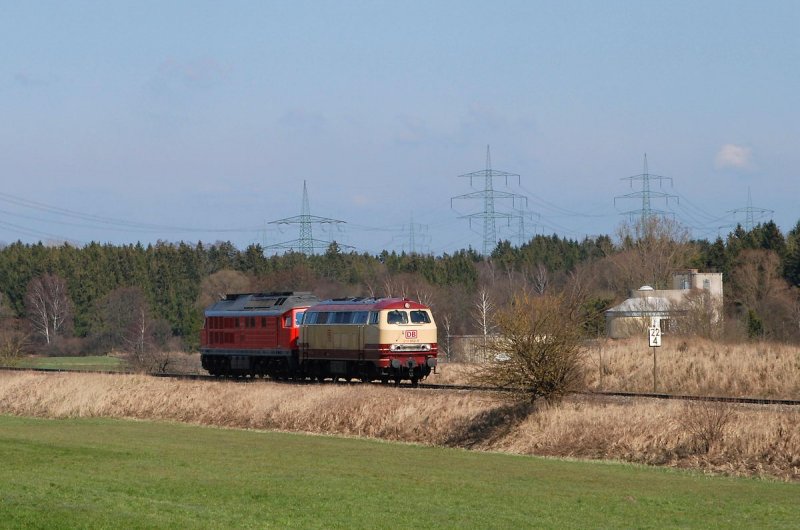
xmin=397 ymin=213 xmax=430 ymax=254
xmin=451 ymin=145 xmax=527 ymax=256
xmin=728 ymin=187 xmax=773 ymax=231
xmin=614 ymin=154 xmax=678 ymax=222
xmin=266 ymin=181 xmax=350 ymax=255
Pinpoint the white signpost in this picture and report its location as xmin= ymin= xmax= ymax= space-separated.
xmin=648 ymin=326 xmax=661 ymax=392
xmin=648 ymin=326 xmax=662 ymax=347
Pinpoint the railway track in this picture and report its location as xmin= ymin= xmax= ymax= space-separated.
xmin=2 ymin=366 xmax=799 ymax=407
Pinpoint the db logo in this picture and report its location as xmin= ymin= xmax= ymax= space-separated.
xmin=405 ymin=330 xmax=417 ymax=339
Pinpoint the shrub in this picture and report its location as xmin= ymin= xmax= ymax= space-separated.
xmin=678 ymin=401 xmax=736 ymax=454
xmin=475 ymin=293 xmax=586 ymax=402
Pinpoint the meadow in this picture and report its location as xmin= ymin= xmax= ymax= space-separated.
xmin=15 ymin=354 xmax=127 ymax=372
xmin=1 ymin=415 xmax=798 ymax=528
xmin=0 ymin=371 xmax=797 ymax=481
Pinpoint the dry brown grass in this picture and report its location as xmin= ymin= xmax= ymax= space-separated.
xmin=1 ymin=371 xmax=797 ymax=480
xmin=426 ymin=362 xmax=477 ymax=385
xmin=584 ymin=338 xmax=800 ymax=398
xmin=435 ymin=339 xmax=800 ymax=399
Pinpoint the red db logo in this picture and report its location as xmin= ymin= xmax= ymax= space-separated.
xmin=405 ymin=330 xmax=417 ymax=339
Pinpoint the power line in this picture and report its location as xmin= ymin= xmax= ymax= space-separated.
xmin=0 ymin=220 xmax=83 ymax=246
xmin=0 ymin=191 xmax=262 ymax=233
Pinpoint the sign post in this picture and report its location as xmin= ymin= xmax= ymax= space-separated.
xmin=648 ymin=326 xmax=661 ymax=392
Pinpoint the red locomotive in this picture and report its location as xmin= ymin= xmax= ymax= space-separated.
xmin=200 ymin=292 xmax=318 ymax=377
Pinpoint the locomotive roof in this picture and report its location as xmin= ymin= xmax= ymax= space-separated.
xmin=309 ymin=297 xmax=430 ymax=312
xmin=205 ymin=291 xmax=319 ymax=316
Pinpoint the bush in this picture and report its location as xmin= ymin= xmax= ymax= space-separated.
xmin=474 ymin=293 xmax=586 ymax=402
xmin=0 ymin=329 xmax=28 ymax=366
xmin=42 ymin=337 xmax=88 ymax=357
xmin=678 ymin=401 xmax=736 ymax=454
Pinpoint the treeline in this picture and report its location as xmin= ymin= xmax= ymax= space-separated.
xmin=0 ymin=217 xmax=799 ymax=356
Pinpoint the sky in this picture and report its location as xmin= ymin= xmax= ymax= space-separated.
xmin=1 ymin=1 xmax=798 ymax=255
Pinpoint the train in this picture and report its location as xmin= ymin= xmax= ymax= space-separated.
xmin=200 ymin=291 xmax=438 ymax=384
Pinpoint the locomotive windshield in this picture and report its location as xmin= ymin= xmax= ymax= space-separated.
xmin=387 ymin=310 xmax=409 ymax=324
xmin=410 ymin=310 xmax=431 ymax=324
xmin=386 ymin=309 xmax=432 ymax=325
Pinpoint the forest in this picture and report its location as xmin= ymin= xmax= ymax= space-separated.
xmin=0 ymin=217 xmax=798 ymax=358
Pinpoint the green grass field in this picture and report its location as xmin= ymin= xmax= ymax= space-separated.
xmin=0 ymin=416 xmax=797 ymax=528
xmin=14 ymin=355 xmax=127 ymax=372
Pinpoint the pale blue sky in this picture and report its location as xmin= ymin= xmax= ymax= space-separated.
xmin=2 ymin=1 xmax=798 ymax=253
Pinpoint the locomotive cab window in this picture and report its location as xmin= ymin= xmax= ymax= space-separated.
xmin=295 ymin=311 xmax=305 ymax=326
xmin=410 ymin=310 xmax=431 ymax=324
xmin=387 ymin=310 xmax=408 ymax=325
xmin=283 ymin=315 xmax=291 ymax=328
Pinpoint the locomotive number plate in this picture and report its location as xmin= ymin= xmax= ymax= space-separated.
xmin=405 ymin=330 xmax=417 ymax=339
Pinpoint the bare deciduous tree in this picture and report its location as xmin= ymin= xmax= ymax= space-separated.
xmin=729 ymin=249 xmax=800 ymax=341
xmin=197 ymin=269 xmax=252 ymax=310
xmin=25 ymin=274 xmax=73 ymax=345
xmin=473 ymin=287 xmax=495 ymax=361
xmin=475 ymin=293 xmax=586 ymax=402
xmin=532 ymin=263 xmax=549 ymax=295
xmin=92 ymin=287 xmax=172 ymax=372
xmin=610 ymin=217 xmax=694 ymax=292
xmin=440 ymin=313 xmax=452 ymax=361
xmin=676 ymin=289 xmax=723 ymax=339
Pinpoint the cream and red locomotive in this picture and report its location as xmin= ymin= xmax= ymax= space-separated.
xmin=200 ymin=291 xmax=438 ymax=384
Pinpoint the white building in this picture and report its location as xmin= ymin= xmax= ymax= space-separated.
xmin=605 ymin=269 xmax=723 ymax=339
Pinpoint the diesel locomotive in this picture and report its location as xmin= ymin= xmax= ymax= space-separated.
xmin=200 ymin=291 xmax=438 ymax=384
